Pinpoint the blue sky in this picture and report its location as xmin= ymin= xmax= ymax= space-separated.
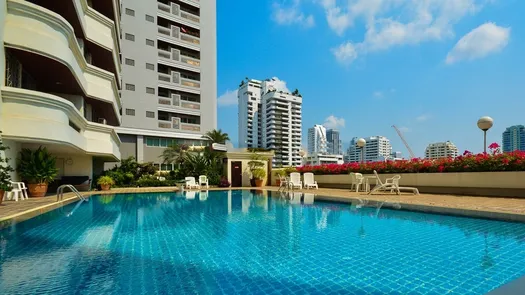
xmin=216 ymin=0 xmax=525 ymax=157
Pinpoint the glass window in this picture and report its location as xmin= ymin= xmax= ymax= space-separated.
xmin=125 ymin=8 xmax=135 ymax=16
xmin=125 ymin=33 xmax=135 ymax=41
xmin=145 ymin=15 xmax=154 ymax=22
xmin=160 ymin=138 xmax=168 ymax=147
xmin=161 ymin=164 xmax=169 ymax=171
xmin=146 ymin=137 xmax=160 ymax=147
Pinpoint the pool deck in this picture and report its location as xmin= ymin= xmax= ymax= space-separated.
xmin=2 ymin=187 xmax=525 ymax=226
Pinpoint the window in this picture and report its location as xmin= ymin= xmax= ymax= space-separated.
xmin=146 ymin=87 xmax=155 ymax=94
xmin=145 ymin=14 xmax=154 ymax=22
xmin=125 ymin=33 xmax=135 ymax=41
xmin=146 ymin=63 xmax=155 ymax=70
xmin=125 ymin=58 xmax=135 ymax=66
xmin=146 ymin=39 xmax=154 ymax=46
xmin=125 ymin=84 xmax=135 ymax=91
xmin=146 ymin=111 xmax=155 ymax=118
xmin=125 ymin=8 xmax=135 ymax=16
xmin=125 ymin=109 xmax=135 ymax=116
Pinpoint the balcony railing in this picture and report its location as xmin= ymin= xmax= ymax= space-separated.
xmin=158 ymin=94 xmax=201 ymax=110
xmin=157 ymin=25 xmax=200 ymax=46
xmin=158 ymin=2 xmax=200 ymax=24
xmin=158 ymin=49 xmax=200 ymax=68
xmin=158 ymin=117 xmax=201 ymax=132
xmin=157 ymin=71 xmax=201 ymax=89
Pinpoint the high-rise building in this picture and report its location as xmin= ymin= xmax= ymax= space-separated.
xmin=502 ymin=125 xmax=525 ymax=152
xmin=116 ymin=0 xmax=217 ymax=167
xmin=425 ymin=141 xmax=458 ymax=159
xmin=238 ymin=78 xmax=302 ymax=167
xmin=307 ymin=125 xmax=327 ymax=155
xmin=1 ymin=0 xmax=122 ymax=179
xmin=326 ymin=129 xmax=342 ymax=155
xmin=238 ymin=79 xmax=262 ymax=148
xmin=345 ymin=136 xmax=393 ymax=163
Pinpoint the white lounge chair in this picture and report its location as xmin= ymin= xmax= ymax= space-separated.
xmin=198 ymin=175 xmax=209 ymax=189
xmin=303 ymin=173 xmax=318 ymax=189
xmin=350 ymin=172 xmax=364 ymax=192
xmin=368 ymin=170 xmax=419 ymax=195
xmin=289 ymin=173 xmax=302 ymax=189
xmin=303 ymin=193 xmax=315 ymax=204
xmin=184 ymin=177 xmax=200 ymax=189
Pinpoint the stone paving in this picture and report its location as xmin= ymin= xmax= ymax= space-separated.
xmin=2 ymin=186 xmax=525 ymax=224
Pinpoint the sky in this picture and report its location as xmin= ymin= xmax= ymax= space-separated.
xmin=216 ymin=0 xmax=525 ymax=157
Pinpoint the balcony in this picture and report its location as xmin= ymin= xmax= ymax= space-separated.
xmin=180 ymin=0 xmax=199 ymax=8
xmin=158 ymin=94 xmax=200 ymax=114
xmin=158 ymin=117 xmax=201 ymax=132
xmin=158 ymin=71 xmax=201 ymax=92
xmin=157 ymin=25 xmax=200 ymax=50
xmin=158 ymin=48 xmax=200 ymax=72
xmin=157 ymin=2 xmax=200 ymax=27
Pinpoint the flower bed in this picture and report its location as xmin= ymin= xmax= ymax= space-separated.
xmin=297 ymin=143 xmax=525 ymax=175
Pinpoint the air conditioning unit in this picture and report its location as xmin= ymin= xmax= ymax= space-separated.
xmin=98 ymin=118 xmax=107 ymax=125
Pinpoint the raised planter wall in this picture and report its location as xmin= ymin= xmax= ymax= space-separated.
xmin=313 ymin=172 xmax=525 ymax=198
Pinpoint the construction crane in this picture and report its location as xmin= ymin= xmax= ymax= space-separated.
xmin=392 ymin=125 xmax=416 ymax=159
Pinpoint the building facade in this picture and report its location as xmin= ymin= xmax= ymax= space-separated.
xmin=345 ymin=136 xmax=393 ymax=163
xmin=326 ymin=129 xmax=342 ymax=155
xmin=302 ymin=154 xmax=344 ymax=166
xmin=424 ymin=141 xmax=459 ymax=159
xmin=307 ymin=125 xmax=327 ymax=155
xmin=116 ymin=0 xmax=217 ymax=166
xmin=502 ymin=125 xmax=525 ymax=152
xmin=1 ymin=0 xmax=122 ymax=180
xmin=238 ymin=78 xmax=302 ymax=167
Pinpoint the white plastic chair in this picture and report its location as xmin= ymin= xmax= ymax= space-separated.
xmin=4 ymin=182 xmax=24 ymax=201
xmin=289 ymin=172 xmax=302 ymax=189
xmin=350 ymin=172 xmax=364 ymax=192
xmin=368 ymin=170 xmax=402 ymax=195
xmin=303 ymin=173 xmax=318 ymax=189
xmin=14 ymin=182 xmax=29 ymax=199
xmin=199 ymin=175 xmax=209 ymax=189
xmin=184 ymin=177 xmax=200 ymax=189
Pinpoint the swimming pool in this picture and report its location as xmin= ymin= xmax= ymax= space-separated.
xmin=1 ymin=190 xmax=525 ymax=294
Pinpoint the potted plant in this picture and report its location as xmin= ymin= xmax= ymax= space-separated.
xmin=274 ymin=170 xmax=285 ymax=187
xmin=247 ymin=153 xmax=265 ymax=187
xmin=0 ymin=133 xmax=15 ymax=205
xmin=98 ymin=176 xmax=115 ymax=191
xmin=218 ymin=176 xmax=231 ymax=188
xmin=17 ymin=147 xmax=58 ymax=197
xmin=252 ymin=168 xmax=266 ymax=187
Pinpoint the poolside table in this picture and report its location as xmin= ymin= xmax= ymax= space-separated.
xmin=363 ymin=176 xmax=377 ymax=192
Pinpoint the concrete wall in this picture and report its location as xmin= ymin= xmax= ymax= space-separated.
xmin=55 ymin=154 xmax=93 ymax=178
xmin=119 ymin=134 xmax=138 ymax=159
xmin=143 ymin=145 xmax=164 ymax=163
xmin=200 ymin=0 xmax=217 ymax=132
xmin=312 ymin=172 xmax=525 ymax=198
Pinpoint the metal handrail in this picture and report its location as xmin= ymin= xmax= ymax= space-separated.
xmin=57 ymin=185 xmax=87 ymax=202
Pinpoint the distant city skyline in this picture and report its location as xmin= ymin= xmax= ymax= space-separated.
xmin=216 ymin=1 xmax=525 ymax=158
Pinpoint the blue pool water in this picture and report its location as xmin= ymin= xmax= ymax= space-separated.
xmin=1 ymin=190 xmax=525 ymax=294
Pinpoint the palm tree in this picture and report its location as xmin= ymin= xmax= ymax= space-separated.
xmin=204 ymin=129 xmax=230 ymax=144
xmin=160 ymin=144 xmax=188 ymax=166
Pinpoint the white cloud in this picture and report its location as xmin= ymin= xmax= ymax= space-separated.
xmin=398 ymin=126 xmax=411 ymax=133
xmin=373 ymin=91 xmax=384 ymax=98
xmin=326 ymin=0 xmax=491 ymax=65
xmin=323 ymin=115 xmax=345 ymax=129
xmin=446 ymin=22 xmax=510 ymax=64
xmin=416 ymin=114 xmax=430 ymax=122
xmin=266 ymin=77 xmax=290 ymax=93
xmin=331 ymin=41 xmax=358 ymax=65
xmin=217 ymin=89 xmax=238 ymax=107
xmin=272 ymin=0 xmax=315 ymax=28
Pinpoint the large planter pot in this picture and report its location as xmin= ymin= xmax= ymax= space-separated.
xmin=100 ymin=184 xmax=111 ymax=191
xmin=255 ymin=179 xmax=264 ymax=187
xmin=275 ymin=179 xmax=281 ymax=187
xmin=28 ymin=183 xmax=48 ymax=198
xmin=0 ymin=190 xmax=4 ymax=205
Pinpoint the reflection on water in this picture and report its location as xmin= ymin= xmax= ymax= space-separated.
xmin=1 ymin=190 xmax=525 ymax=294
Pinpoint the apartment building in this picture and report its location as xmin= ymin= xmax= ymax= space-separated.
xmin=424 ymin=141 xmax=459 ymax=159
xmin=238 ymin=79 xmax=262 ymax=148
xmin=307 ymin=125 xmax=327 ymax=155
xmin=238 ymin=78 xmax=302 ymax=167
xmin=1 ymin=0 xmax=122 ymax=179
xmin=326 ymin=129 xmax=342 ymax=155
xmin=502 ymin=125 xmax=525 ymax=152
xmin=303 ymin=154 xmax=344 ymax=166
xmin=346 ymin=136 xmax=393 ymax=163
xmin=116 ymin=0 xmax=217 ymax=166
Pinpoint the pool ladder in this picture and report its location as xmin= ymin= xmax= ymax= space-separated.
xmin=56 ymin=185 xmax=87 ymax=202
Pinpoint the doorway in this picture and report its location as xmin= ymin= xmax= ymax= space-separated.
xmin=231 ymin=161 xmax=242 ymax=187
